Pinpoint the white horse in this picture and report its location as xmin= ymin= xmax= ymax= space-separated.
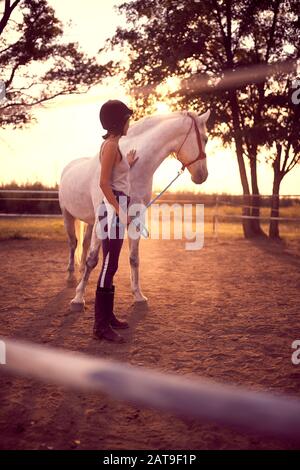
xmin=58 ymin=110 xmax=210 ymax=311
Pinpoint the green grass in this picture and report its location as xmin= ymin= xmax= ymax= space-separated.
xmin=0 ymin=217 xmax=66 ymax=241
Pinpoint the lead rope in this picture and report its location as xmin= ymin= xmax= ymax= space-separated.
xmin=129 ymin=166 xmax=185 ymax=238
xmin=130 ymin=144 xmax=192 ymax=237
xmin=112 ymin=162 xmax=186 ymax=236
xmin=129 ymin=114 xmax=195 ymax=237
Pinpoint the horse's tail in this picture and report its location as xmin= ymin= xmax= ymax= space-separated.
xmin=74 ymin=219 xmax=85 ymax=266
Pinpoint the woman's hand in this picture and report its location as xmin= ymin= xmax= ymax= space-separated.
xmin=126 ymin=149 xmax=139 ymax=168
xmin=118 ymin=210 xmax=136 ymax=228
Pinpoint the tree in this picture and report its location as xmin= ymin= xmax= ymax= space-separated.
xmin=102 ymin=0 xmax=299 ymax=238
xmin=0 ymin=0 xmax=111 ymax=127
xmin=264 ymin=78 xmax=300 ymax=238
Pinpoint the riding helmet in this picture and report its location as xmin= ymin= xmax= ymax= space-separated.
xmin=99 ymin=99 xmax=133 ymax=132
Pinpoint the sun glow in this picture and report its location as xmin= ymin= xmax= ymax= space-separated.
xmin=155 ymin=102 xmax=171 ymax=114
xmin=165 ymin=76 xmax=181 ymax=93
xmin=156 ymin=76 xmax=181 ymax=97
xmin=152 ymin=76 xmax=182 ymax=115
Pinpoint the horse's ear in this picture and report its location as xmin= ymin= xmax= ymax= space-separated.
xmin=198 ymin=110 xmax=210 ymax=123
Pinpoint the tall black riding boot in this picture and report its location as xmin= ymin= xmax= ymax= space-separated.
xmin=93 ymin=285 xmax=125 ymax=343
xmin=110 ymin=284 xmax=129 ymax=329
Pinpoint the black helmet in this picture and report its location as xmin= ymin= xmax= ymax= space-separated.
xmin=99 ymin=99 xmax=133 ymax=132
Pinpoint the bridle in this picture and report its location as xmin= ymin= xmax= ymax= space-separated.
xmin=174 ymin=111 xmax=207 ymax=171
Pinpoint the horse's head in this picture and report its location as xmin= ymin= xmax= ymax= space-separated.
xmin=177 ymin=110 xmax=210 ymax=184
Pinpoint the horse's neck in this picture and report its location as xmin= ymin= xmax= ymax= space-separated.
xmin=147 ymin=115 xmax=185 ymax=168
xmin=125 ymin=114 xmax=187 ymax=200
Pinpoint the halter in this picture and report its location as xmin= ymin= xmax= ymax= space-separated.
xmin=175 ymin=111 xmax=207 ymax=172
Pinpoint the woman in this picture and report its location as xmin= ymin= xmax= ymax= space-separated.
xmin=94 ymin=99 xmax=139 ymax=343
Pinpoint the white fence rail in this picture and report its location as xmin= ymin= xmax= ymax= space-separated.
xmin=212 ymin=195 xmax=300 ymax=237
xmin=2 ymin=337 xmax=300 ymax=444
xmin=1 ymin=191 xmax=300 ymax=234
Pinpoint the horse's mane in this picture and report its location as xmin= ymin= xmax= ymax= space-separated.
xmin=128 ymin=110 xmax=188 ymax=137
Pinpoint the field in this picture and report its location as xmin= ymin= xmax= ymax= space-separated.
xmin=0 ymin=215 xmax=300 ymax=449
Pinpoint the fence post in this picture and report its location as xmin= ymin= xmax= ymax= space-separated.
xmin=213 ymin=195 xmax=219 ymax=240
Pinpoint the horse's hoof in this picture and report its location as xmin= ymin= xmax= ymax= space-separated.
xmin=70 ymin=300 xmax=85 ymax=312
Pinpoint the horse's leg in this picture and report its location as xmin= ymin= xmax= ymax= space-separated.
xmin=128 ymin=235 xmax=148 ymax=303
xmin=70 ymin=221 xmax=101 ymax=312
xmin=79 ymin=224 xmax=93 ymax=273
xmin=62 ymin=207 xmax=77 ymax=283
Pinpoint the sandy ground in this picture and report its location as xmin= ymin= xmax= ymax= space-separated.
xmin=0 ymin=235 xmax=300 ymax=450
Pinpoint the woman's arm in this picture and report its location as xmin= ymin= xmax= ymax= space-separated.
xmin=99 ymin=141 xmax=122 ymax=215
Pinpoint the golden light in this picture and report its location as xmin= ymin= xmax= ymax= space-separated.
xmin=155 ymin=102 xmax=171 ymax=114
xmin=156 ymin=76 xmax=181 ymax=97
xmin=165 ymin=76 xmax=181 ymax=93
xmin=153 ymin=76 xmax=181 ymax=115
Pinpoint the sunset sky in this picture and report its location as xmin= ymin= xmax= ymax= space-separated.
xmin=0 ymin=0 xmax=299 ymax=195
